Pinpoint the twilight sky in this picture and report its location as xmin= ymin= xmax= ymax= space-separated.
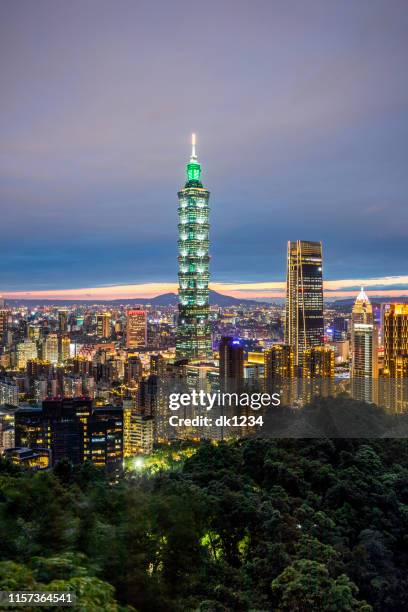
xmin=1 ymin=0 xmax=408 ymax=299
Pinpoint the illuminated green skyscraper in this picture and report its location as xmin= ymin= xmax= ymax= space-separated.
xmin=176 ymin=134 xmax=212 ymax=361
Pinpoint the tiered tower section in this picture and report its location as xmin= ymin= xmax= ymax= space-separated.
xmin=176 ymin=134 xmax=212 ymax=360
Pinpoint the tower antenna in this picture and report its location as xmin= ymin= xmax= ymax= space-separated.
xmin=191 ymin=133 xmax=196 ymax=159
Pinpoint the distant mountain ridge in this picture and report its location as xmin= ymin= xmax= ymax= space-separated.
xmin=332 ymin=296 xmax=408 ymax=311
xmin=5 ymin=290 xmax=264 ymax=307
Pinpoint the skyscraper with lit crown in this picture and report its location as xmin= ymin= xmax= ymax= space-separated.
xmin=176 ymin=134 xmax=212 ymax=361
xmin=351 ymin=287 xmax=378 ymax=403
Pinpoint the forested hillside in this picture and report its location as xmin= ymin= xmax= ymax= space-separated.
xmin=1 ymin=409 xmax=408 ymax=610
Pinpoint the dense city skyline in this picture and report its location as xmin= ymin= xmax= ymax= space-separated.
xmin=1 ymin=1 xmax=408 ymax=296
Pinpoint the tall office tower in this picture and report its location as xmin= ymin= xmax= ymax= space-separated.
xmin=126 ymin=309 xmax=147 ymax=348
xmin=219 ymin=336 xmax=244 ymax=393
xmin=264 ymin=344 xmax=294 ymax=404
xmin=285 ymin=241 xmax=324 ymax=368
xmin=58 ymin=309 xmax=68 ymax=333
xmin=176 ymin=134 xmax=212 ymax=361
xmin=383 ymin=304 xmax=408 ymax=411
xmin=351 ymin=288 xmax=378 ymax=403
xmin=97 ymin=312 xmax=111 ymax=339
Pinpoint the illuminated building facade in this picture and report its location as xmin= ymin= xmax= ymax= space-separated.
xmin=17 ymin=340 xmax=37 ymax=369
xmin=176 ymin=134 xmax=212 ymax=361
xmin=0 ymin=380 xmax=19 ymax=407
xmin=264 ymin=344 xmax=294 ymax=404
xmin=4 ymin=447 xmax=50 ymax=470
xmin=126 ymin=309 xmax=147 ymax=348
xmin=383 ymin=304 xmax=408 ymax=411
xmin=131 ymin=413 xmax=153 ymax=454
xmin=97 ymin=312 xmax=111 ymax=339
xmin=383 ymin=304 xmax=408 ymax=377
xmin=0 ymin=404 xmax=16 ymax=453
xmin=302 ymin=346 xmax=334 ymax=401
xmin=351 ymin=288 xmax=378 ymax=403
xmin=44 ymin=333 xmax=59 ymax=365
xmin=394 ymin=355 xmax=408 ymax=413
xmin=59 ymin=335 xmax=70 ymax=363
xmin=15 ymin=399 xmax=123 ymax=472
xmin=264 ymin=344 xmax=294 ymax=381
xmin=285 ymin=240 xmax=324 ymax=368
xmin=303 ymin=346 xmax=334 ymax=378
xmin=88 ymin=406 xmax=123 ymax=475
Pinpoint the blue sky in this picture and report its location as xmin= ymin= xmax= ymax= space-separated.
xmin=1 ymin=0 xmax=408 ymax=294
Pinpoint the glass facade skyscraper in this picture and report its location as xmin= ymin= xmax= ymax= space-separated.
xmin=176 ymin=135 xmax=212 ymax=361
xmin=285 ymin=240 xmax=324 ymax=367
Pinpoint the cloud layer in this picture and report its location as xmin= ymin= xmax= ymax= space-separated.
xmin=1 ymin=1 xmax=407 ymax=291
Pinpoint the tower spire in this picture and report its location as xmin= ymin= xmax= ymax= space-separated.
xmin=186 ymin=132 xmax=201 ymax=184
xmin=191 ymin=132 xmax=197 ymax=160
xmin=356 ymin=286 xmax=370 ymax=303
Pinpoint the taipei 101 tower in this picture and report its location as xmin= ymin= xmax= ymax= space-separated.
xmin=176 ymin=134 xmax=212 ymax=361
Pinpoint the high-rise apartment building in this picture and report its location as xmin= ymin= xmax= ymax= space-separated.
xmin=303 ymin=346 xmax=335 ymax=378
xmin=44 ymin=333 xmax=59 ymax=365
xmin=351 ymin=288 xmax=378 ymax=403
xmin=97 ymin=312 xmax=111 ymax=339
xmin=131 ymin=413 xmax=154 ymax=454
xmin=59 ymin=335 xmax=70 ymax=363
xmin=126 ymin=309 xmax=147 ymax=348
xmin=17 ymin=341 xmax=37 ymax=369
xmin=0 ymin=380 xmax=19 ymax=406
xmin=264 ymin=344 xmax=294 ymax=381
xmin=176 ymin=134 xmax=212 ymax=361
xmin=285 ymin=241 xmax=324 ymax=368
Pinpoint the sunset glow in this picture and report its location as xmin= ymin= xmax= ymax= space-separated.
xmin=3 ymin=275 xmax=408 ymax=301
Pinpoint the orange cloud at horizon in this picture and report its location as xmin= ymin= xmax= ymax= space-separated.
xmin=2 ymin=275 xmax=408 ymax=301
